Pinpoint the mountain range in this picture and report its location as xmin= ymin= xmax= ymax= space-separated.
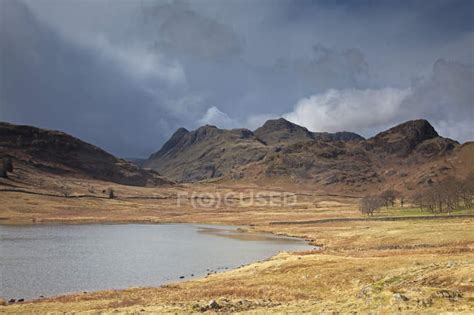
xmin=143 ymin=118 xmax=473 ymax=192
xmin=1 ymin=119 xmax=473 ymax=193
xmin=143 ymin=118 xmax=365 ymax=182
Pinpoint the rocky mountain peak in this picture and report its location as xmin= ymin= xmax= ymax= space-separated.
xmin=257 ymin=118 xmax=309 ymax=133
xmin=143 ymin=118 xmax=461 ymax=183
xmin=373 ymin=119 xmax=438 ymax=141
xmin=368 ymin=119 xmax=441 ymax=155
xmin=232 ymin=128 xmax=255 ymax=139
xmin=254 ymin=118 xmax=313 ymax=145
xmin=148 ymin=127 xmax=190 ymax=160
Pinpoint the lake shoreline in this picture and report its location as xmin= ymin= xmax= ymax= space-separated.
xmin=2 ymin=217 xmax=473 ymax=313
xmin=0 ymin=223 xmax=312 ymax=303
xmin=1 ymin=184 xmax=472 ymax=313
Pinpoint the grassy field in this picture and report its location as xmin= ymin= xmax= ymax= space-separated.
xmin=1 ymin=169 xmax=473 ymax=313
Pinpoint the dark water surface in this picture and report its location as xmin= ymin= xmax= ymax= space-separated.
xmin=0 ymin=224 xmax=310 ymax=300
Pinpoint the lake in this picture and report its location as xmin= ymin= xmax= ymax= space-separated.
xmin=0 ymin=224 xmax=311 ymax=300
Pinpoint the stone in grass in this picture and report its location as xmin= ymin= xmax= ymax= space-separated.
xmin=393 ymin=293 xmax=409 ymax=302
xmin=208 ymin=299 xmax=220 ymax=309
xmin=192 ymin=300 xmax=221 ymax=312
xmin=357 ymin=286 xmax=373 ymax=298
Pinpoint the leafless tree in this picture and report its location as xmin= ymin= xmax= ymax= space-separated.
xmin=380 ymin=190 xmax=398 ymax=208
xmin=411 ymin=173 xmax=474 ymax=214
xmin=412 ymin=192 xmax=425 ymax=211
xmin=359 ymin=196 xmax=384 ymax=216
xmin=458 ymin=173 xmax=474 ymax=209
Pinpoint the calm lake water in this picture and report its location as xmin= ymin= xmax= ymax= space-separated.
xmin=0 ymin=224 xmax=311 ymax=300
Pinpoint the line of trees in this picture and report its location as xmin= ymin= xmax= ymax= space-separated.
xmin=413 ymin=174 xmax=474 ymax=214
xmin=360 ymin=174 xmax=474 ymax=217
xmin=359 ymin=189 xmax=401 ymax=216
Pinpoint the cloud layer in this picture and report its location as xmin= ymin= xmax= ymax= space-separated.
xmin=198 ymin=106 xmax=237 ymax=129
xmin=283 ymin=59 xmax=474 ymax=140
xmin=1 ymin=0 xmax=472 ymax=156
xmin=284 ymin=88 xmax=411 ymax=135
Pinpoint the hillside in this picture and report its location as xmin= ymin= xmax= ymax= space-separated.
xmin=144 ymin=126 xmax=268 ymax=182
xmin=0 ymin=122 xmax=171 ymax=187
xmin=255 ymin=120 xmax=464 ymax=191
xmin=1 ymin=119 xmax=471 ymax=192
xmin=144 ymin=118 xmax=366 ymax=182
xmin=145 ymin=119 xmax=472 ymax=193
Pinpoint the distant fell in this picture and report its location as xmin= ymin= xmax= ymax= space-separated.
xmin=144 ymin=118 xmax=468 ymax=191
xmin=0 ymin=122 xmax=171 ymax=187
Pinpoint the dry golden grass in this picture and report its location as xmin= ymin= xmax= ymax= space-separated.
xmin=0 ymin=164 xmax=363 ymax=226
xmin=3 ymin=227 xmax=473 ymax=314
xmin=1 ymin=168 xmax=473 ymax=313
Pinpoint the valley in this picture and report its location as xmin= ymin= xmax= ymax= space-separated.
xmin=0 ymin=119 xmax=473 ymax=313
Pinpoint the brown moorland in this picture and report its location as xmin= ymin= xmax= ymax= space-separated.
xmin=0 ymin=120 xmax=473 ymax=313
xmin=1 ymin=166 xmax=473 ymax=314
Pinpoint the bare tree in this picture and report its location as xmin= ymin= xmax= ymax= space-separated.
xmin=380 ymin=190 xmax=398 ymax=208
xmin=359 ymin=196 xmax=384 ymax=216
xmin=412 ymin=192 xmax=426 ymax=211
xmin=458 ymin=173 xmax=474 ymax=209
xmin=442 ymin=177 xmax=462 ymax=213
xmin=412 ymin=188 xmax=439 ymax=214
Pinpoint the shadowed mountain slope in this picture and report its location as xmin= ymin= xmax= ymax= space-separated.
xmin=0 ymin=122 xmax=171 ymax=186
xmin=144 ymin=125 xmax=267 ymax=182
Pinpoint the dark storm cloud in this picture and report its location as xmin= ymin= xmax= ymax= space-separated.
xmin=400 ymin=59 xmax=474 ymax=141
xmin=283 ymin=59 xmax=474 ymax=141
xmin=275 ymin=44 xmax=370 ymax=90
xmin=142 ymin=1 xmax=243 ymax=59
xmin=0 ymin=0 xmax=187 ymax=156
xmin=1 ymin=0 xmax=473 ymax=157
xmin=283 ymin=0 xmax=473 ymax=37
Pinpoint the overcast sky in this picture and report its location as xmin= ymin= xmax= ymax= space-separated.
xmin=1 ymin=0 xmax=473 ymax=157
